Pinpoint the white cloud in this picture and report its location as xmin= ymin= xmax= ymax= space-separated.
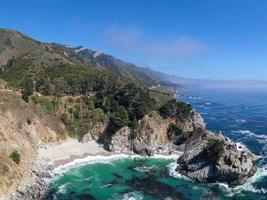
xmin=103 ymin=25 xmax=208 ymax=60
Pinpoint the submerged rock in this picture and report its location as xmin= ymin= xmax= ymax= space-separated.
xmin=176 ymin=133 xmax=258 ymax=187
xmin=125 ymin=175 xmax=184 ymax=200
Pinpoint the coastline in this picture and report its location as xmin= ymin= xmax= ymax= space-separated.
xmin=8 ymin=138 xmax=183 ymax=200
xmin=38 ymin=138 xmax=112 ymax=168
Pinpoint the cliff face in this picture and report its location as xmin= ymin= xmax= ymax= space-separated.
xmin=107 ymin=109 xmax=257 ymax=186
xmin=0 ymin=91 xmax=65 ymax=198
xmin=176 ymin=133 xmax=258 ymax=187
xmin=108 ymin=110 xmax=206 ymax=155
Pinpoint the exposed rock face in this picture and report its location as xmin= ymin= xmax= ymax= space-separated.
xmin=108 ymin=111 xmax=206 ymax=155
xmin=109 ymin=126 xmax=132 ymax=153
xmin=0 ymin=92 xmax=64 ymax=198
xmin=176 ymin=133 xmax=258 ymax=187
xmin=81 ymin=120 xmax=108 ymax=142
xmin=9 ymin=157 xmax=51 ymax=200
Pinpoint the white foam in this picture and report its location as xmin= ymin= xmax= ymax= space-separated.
xmin=152 ymin=154 xmax=180 ymax=160
xmin=236 ymin=142 xmax=247 ymax=152
xmin=235 ymin=119 xmax=247 ymax=123
xmin=216 ymin=165 xmax=267 ymax=196
xmin=188 ymin=95 xmax=202 ymax=100
xmin=57 ymin=184 xmax=67 ymax=194
xmin=167 ymin=162 xmax=191 ymax=180
xmin=53 ymin=154 xmax=141 ymax=177
xmin=122 ymin=191 xmax=143 ymax=200
xmin=52 ymin=154 xmax=179 ymax=178
xmin=134 ymin=165 xmax=155 ymax=173
xmin=232 ymin=130 xmax=267 ymax=141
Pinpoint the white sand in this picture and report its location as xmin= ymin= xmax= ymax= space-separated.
xmin=38 ymin=138 xmax=110 ymax=164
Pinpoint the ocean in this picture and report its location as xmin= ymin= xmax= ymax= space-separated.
xmin=46 ymin=86 xmax=267 ymax=200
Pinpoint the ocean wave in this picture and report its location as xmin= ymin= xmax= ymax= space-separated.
xmin=200 ymin=112 xmax=208 ymax=115
xmin=232 ymin=130 xmax=267 ymax=155
xmin=167 ymin=162 xmax=191 ymax=181
xmin=122 ymin=191 xmax=143 ymax=200
xmin=235 ymin=119 xmax=247 ymax=123
xmin=53 ymin=154 xmax=179 ymax=178
xmin=188 ymin=96 xmax=202 ymax=100
xmin=232 ymin=130 xmax=267 ymax=141
xmin=53 ymin=154 xmax=142 ymax=177
xmin=152 ymin=154 xmax=179 ymax=160
xmin=57 ymin=183 xmax=68 ymax=194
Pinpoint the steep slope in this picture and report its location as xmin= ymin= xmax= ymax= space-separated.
xmin=0 ymin=29 xmax=126 ymax=96
xmin=0 ymin=29 xmax=176 ymax=99
xmin=56 ymin=44 xmax=160 ymax=87
xmin=0 ymin=83 xmax=65 ymax=197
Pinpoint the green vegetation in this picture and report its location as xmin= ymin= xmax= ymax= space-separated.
xmin=31 ymin=96 xmax=55 ymax=114
xmin=29 ymin=83 xmax=158 ymax=141
xmin=167 ymin=124 xmax=183 ymax=140
xmin=159 ymin=99 xmax=192 ymax=119
xmin=21 ymin=81 xmax=33 ymax=102
xmin=204 ymin=138 xmax=225 ymax=160
xmin=10 ymin=150 xmax=20 ymax=164
xmin=0 ymin=29 xmax=182 ymax=143
xmin=96 ymin=83 xmax=157 ymax=139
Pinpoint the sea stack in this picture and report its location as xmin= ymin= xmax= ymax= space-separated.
xmin=176 ymin=132 xmax=258 ymax=187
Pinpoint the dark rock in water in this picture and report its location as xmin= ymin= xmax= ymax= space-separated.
xmin=176 ymin=133 xmax=258 ymax=187
xmin=111 ymin=172 xmax=123 ymax=179
xmin=159 ymin=168 xmax=169 ymax=178
xmin=125 ymin=175 xmax=184 ymax=200
xmin=79 ymin=194 xmax=96 ymax=200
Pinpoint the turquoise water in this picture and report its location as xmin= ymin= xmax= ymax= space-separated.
xmin=47 ymin=87 xmax=267 ymax=200
xmin=46 ymin=155 xmax=266 ymax=200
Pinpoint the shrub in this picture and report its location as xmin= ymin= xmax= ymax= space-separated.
xmin=204 ymin=138 xmax=225 ymax=160
xmin=167 ymin=124 xmax=182 ymax=140
xmin=159 ymin=100 xmax=192 ymax=119
xmin=109 ymin=106 xmax=129 ymax=132
xmin=31 ymin=96 xmax=55 ymax=114
xmin=10 ymin=150 xmax=21 ymax=164
xmin=26 ymin=117 xmax=31 ymax=125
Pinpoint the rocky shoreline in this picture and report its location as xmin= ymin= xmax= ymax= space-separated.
xmin=7 ymin=143 xmax=182 ymax=200
xmin=176 ymin=132 xmax=258 ymax=187
xmin=3 ymin=109 xmax=259 ymax=199
xmin=6 ymin=156 xmax=52 ymax=200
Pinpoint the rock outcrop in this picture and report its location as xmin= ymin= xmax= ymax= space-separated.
xmin=108 ymin=110 xmax=206 ymax=155
xmin=9 ymin=157 xmax=51 ymax=200
xmin=108 ymin=126 xmax=132 ymax=153
xmin=81 ymin=120 xmax=108 ymax=142
xmin=176 ymin=133 xmax=258 ymax=187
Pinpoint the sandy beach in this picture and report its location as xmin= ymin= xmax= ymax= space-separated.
xmin=38 ymin=138 xmax=111 ymax=167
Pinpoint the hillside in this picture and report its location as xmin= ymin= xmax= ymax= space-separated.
xmin=0 ymin=29 xmax=178 ymax=92
xmin=0 ymin=81 xmax=66 ymax=197
xmin=55 ymin=44 xmax=166 ymax=88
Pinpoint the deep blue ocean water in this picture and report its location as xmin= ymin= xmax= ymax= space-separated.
xmin=47 ymin=87 xmax=267 ymax=200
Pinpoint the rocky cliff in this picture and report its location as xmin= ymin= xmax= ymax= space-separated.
xmin=107 ymin=108 xmax=257 ymax=186
xmin=176 ymin=133 xmax=258 ymax=186
xmin=0 ymin=90 xmax=65 ymax=198
xmin=108 ymin=110 xmax=206 ymax=155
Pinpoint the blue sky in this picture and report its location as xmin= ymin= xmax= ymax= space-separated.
xmin=1 ymin=0 xmax=267 ymax=80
